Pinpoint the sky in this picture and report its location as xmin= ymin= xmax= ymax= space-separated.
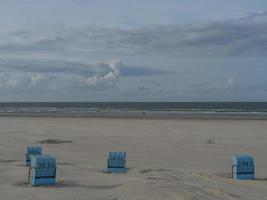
xmin=0 ymin=0 xmax=267 ymax=101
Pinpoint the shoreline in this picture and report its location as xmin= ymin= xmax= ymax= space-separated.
xmin=0 ymin=112 xmax=267 ymax=120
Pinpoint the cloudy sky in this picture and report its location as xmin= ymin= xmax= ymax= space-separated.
xmin=0 ymin=0 xmax=267 ymax=101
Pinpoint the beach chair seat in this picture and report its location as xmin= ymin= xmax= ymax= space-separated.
xmin=29 ymin=155 xmax=57 ymax=186
xmin=25 ymin=145 xmax=42 ymax=167
xmin=231 ymin=154 xmax=255 ymax=180
xmin=107 ymin=152 xmax=126 ymax=173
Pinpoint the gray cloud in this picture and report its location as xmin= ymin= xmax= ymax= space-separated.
xmin=0 ymin=13 xmax=267 ymax=101
xmin=1 ymin=12 xmax=267 ymax=57
xmin=0 ymin=58 xmax=164 ymax=76
xmin=0 ymin=58 xmax=164 ymax=93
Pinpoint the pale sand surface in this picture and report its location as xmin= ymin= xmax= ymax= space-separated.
xmin=0 ymin=117 xmax=267 ymax=200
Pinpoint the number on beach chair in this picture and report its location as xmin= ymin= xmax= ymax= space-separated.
xmin=231 ymin=154 xmax=255 ymax=180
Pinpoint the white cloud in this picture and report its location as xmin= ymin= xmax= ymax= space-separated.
xmin=0 ymin=58 xmax=164 ymax=93
xmin=226 ymin=77 xmax=234 ymax=87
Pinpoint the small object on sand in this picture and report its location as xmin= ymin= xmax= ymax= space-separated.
xmin=205 ymin=138 xmax=215 ymax=144
xmin=107 ymin=152 xmax=126 ymax=173
xmin=25 ymin=145 xmax=42 ymax=167
xmin=28 ymin=155 xmax=57 ymax=186
xmin=231 ymin=154 xmax=255 ymax=180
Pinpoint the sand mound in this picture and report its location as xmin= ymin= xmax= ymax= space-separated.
xmin=38 ymin=139 xmax=72 ymax=144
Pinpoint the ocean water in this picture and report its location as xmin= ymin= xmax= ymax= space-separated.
xmin=0 ymin=102 xmax=267 ymax=117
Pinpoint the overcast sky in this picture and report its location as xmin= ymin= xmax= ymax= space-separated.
xmin=0 ymin=0 xmax=267 ymax=101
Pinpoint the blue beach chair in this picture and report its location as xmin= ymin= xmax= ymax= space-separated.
xmin=25 ymin=145 xmax=42 ymax=167
xmin=28 ymin=155 xmax=57 ymax=186
xmin=231 ymin=154 xmax=255 ymax=180
xmin=107 ymin=152 xmax=126 ymax=173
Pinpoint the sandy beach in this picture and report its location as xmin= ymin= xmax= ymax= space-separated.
xmin=1 ymin=116 xmax=267 ymax=200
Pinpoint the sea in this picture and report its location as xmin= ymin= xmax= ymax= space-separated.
xmin=0 ymin=102 xmax=267 ymax=118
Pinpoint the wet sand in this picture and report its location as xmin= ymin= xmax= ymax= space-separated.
xmin=0 ymin=116 xmax=267 ymax=200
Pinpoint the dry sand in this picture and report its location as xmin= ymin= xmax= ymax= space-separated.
xmin=0 ymin=116 xmax=267 ymax=200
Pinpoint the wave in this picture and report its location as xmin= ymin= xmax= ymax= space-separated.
xmin=0 ymin=102 xmax=267 ymax=116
